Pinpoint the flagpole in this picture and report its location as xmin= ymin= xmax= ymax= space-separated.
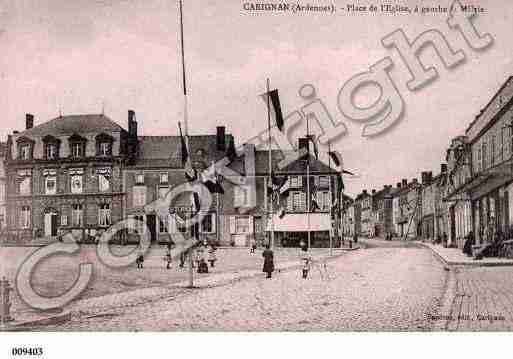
xmin=328 ymin=140 xmax=333 ymax=256
xmin=306 ymin=117 xmax=311 ymax=250
xmin=267 ymin=78 xmax=275 ymax=249
xmin=179 ymin=0 xmax=194 ymax=288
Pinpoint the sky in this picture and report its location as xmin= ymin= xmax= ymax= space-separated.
xmin=1 ymin=0 xmax=512 ymax=197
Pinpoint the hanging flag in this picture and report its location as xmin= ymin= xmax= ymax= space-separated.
xmin=201 ymin=167 xmax=224 ymax=194
xmin=307 ymin=135 xmax=319 ymax=160
xmin=179 ymin=122 xmax=188 ymax=166
xmin=278 ymin=206 xmax=286 ymax=219
xmin=337 ymin=174 xmax=344 ymax=197
xmin=266 ymin=89 xmax=284 ymax=132
xmin=311 ymin=190 xmax=321 ymax=212
xmin=328 ymin=151 xmax=343 ymax=169
xmin=279 ymin=177 xmax=291 ymax=195
xmin=226 ymin=136 xmax=237 ymax=162
xmin=191 ymin=192 xmax=201 ymax=215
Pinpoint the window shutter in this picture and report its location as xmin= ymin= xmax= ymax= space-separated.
xmin=314 ymin=176 xmax=319 ymax=187
xmin=168 ymin=214 xmax=176 ymax=233
xmin=61 ymin=215 xmax=67 ymax=226
xmin=211 ymin=213 xmax=216 ymax=233
xmin=301 ymin=192 xmax=307 ymax=211
xmin=229 ymin=216 xmax=236 ymax=234
xmin=248 ymin=216 xmax=254 ymax=233
xmin=297 ymin=176 xmax=303 ymax=187
xmin=287 ymin=194 xmax=293 ymax=211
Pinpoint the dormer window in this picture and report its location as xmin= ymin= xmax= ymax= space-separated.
xmin=95 ymin=133 xmax=114 ymax=157
xmin=99 ymin=142 xmax=112 ymax=156
xmin=69 ymin=134 xmax=87 ymax=159
xmin=20 ymin=144 xmax=31 ymax=160
xmin=42 ymin=135 xmax=61 ymax=160
xmin=16 ymin=136 xmax=35 ymax=160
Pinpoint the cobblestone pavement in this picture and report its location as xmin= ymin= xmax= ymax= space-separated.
xmin=0 ymin=245 xmax=334 ymax=320
xmin=49 ymin=244 xmax=448 ymax=331
xmin=442 ymin=266 xmax=513 ymax=331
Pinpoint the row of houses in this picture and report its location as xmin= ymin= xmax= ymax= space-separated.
xmin=0 ymin=111 xmax=344 ymax=248
xmin=343 ymin=76 xmax=513 ymax=250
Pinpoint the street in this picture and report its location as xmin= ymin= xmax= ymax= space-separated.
xmin=46 ymin=241 xmax=450 ymax=331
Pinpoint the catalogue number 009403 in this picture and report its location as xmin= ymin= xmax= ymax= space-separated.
xmin=11 ymin=347 xmax=43 ymax=356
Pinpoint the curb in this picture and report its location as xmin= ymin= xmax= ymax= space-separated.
xmin=417 ymin=242 xmax=513 ymax=267
xmin=0 ymin=311 xmax=71 ymax=331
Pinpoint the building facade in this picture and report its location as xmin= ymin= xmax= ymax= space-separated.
xmin=4 ymin=113 xmax=128 ymax=242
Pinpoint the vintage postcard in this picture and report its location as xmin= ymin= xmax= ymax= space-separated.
xmin=1 ymin=0 xmax=512 ymax=356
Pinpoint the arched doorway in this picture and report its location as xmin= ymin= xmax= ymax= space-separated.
xmin=44 ymin=208 xmax=59 ymax=237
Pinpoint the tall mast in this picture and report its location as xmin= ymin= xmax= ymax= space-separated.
xmin=328 ymin=140 xmax=333 ymax=256
xmin=179 ymin=0 xmax=194 ymax=288
xmin=306 ymin=116 xmax=311 ymax=249
xmin=267 ymin=78 xmax=275 ymax=248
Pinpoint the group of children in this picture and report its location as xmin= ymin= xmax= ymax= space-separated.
xmin=135 ymin=241 xmax=217 ymax=272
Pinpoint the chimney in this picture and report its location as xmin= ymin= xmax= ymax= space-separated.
xmin=372 ymin=189 xmax=376 ymax=194
xmin=216 ymin=126 xmax=226 ymax=151
xmin=440 ymin=163 xmax=447 ymax=174
xmin=128 ymin=110 xmax=137 ymax=137
xmin=396 ymin=182 xmax=401 ymax=188
xmin=402 ymin=179 xmax=407 ymax=187
xmin=421 ymin=171 xmax=430 ymax=185
xmin=298 ymin=137 xmax=309 ymax=158
xmin=26 ymin=114 xmax=34 ymax=130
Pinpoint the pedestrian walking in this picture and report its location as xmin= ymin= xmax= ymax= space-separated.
xmin=136 ymin=247 xmax=144 ymax=269
xmin=179 ymin=251 xmax=186 ymax=268
xmin=165 ymin=249 xmax=172 ymax=269
xmin=208 ymin=244 xmax=217 ymax=267
xmin=301 ymin=252 xmax=312 ymax=279
xmin=462 ymin=231 xmax=475 ymax=257
xmin=262 ymin=244 xmax=274 ymax=279
xmin=250 ymin=239 xmax=257 ymax=254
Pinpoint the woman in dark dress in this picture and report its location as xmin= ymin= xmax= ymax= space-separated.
xmin=262 ymin=244 xmax=274 ymax=279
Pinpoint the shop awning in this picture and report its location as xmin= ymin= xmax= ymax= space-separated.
xmin=266 ymin=213 xmax=331 ymax=232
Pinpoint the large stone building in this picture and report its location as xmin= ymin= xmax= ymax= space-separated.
xmin=4 ymin=113 xmax=130 ymax=242
xmin=0 ymin=143 xmax=7 ymax=231
xmin=2 ymin=113 xmax=343 ymax=248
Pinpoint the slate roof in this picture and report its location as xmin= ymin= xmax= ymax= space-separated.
xmin=254 ymin=150 xmax=337 ymax=175
xmin=19 ymin=114 xmax=125 ymax=137
xmin=131 ymin=134 xmax=233 ymax=169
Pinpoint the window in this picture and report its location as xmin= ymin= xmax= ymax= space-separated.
xmin=318 ymin=191 xmax=331 ymax=211
xmin=160 ymin=173 xmax=169 ymax=184
xmin=235 ymin=216 xmax=249 ymax=233
xmin=158 ymin=186 xmax=169 ymax=199
xmin=19 ymin=177 xmax=31 ymax=195
xmin=45 ymin=176 xmax=57 ymax=195
xmin=20 ymin=144 xmax=31 ymax=160
xmin=98 ymin=174 xmax=110 ymax=192
xmin=159 ymin=217 xmax=168 ymax=233
xmin=201 ymin=213 xmax=215 ymax=233
xmin=135 ymin=174 xmax=144 ymax=184
xmin=133 ymin=186 xmax=147 ymax=206
xmin=46 ymin=144 xmax=58 ymax=159
xmin=491 ymin=135 xmax=496 ymax=165
xmin=132 ymin=215 xmax=145 ymax=234
xmin=234 ymin=186 xmax=248 ymax=207
xmin=71 ymin=175 xmax=83 ymax=194
xmin=482 ymin=142 xmax=487 ymax=170
xmin=20 ymin=206 xmax=31 ymax=228
xmin=290 ymin=176 xmax=303 ymax=188
xmin=98 ymin=204 xmax=111 ymax=227
xmin=292 ymin=191 xmax=306 ymax=211
xmin=477 ymin=149 xmax=482 ymax=172
xmin=72 ymin=142 xmax=85 ymax=158
xmin=98 ymin=142 xmax=112 ymax=156
xmin=317 ymin=176 xmax=330 ymax=188
xmin=72 ymin=204 xmax=83 ymax=226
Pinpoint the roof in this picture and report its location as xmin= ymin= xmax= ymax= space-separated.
xmin=132 ymin=134 xmax=233 ymax=169
xmin=254 ymin=150 xmax=338 ymax=175
xmin=20 ymin=114 xmax=125 ymax=137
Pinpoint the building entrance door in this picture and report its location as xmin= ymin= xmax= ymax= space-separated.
xmin=44 ymin=211 xmax=58 ymax=237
